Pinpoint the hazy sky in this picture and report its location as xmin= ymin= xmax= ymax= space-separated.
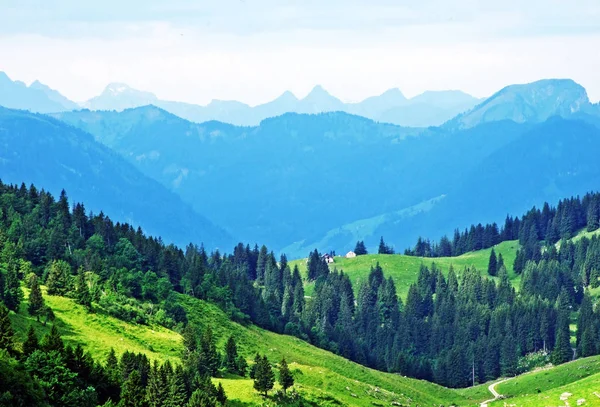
xmin=1 ymin=0 xmax=599 ymax=105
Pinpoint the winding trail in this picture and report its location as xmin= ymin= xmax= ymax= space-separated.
xmin=480 ymin=378 xmax=510 ymax=407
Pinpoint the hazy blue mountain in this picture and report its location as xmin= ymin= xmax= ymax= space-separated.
xmin=446 ymin=79 xmax=594 ymax=129
xmin=83 ymin=83 xmax=159 ymax=111
xmin=0 ymin=71 xmax=77 ymax=112
xmin=77 ymin=82 xmax=480 ymax=127
xmin=0 ymin=106 xmax=233 ymax=249
xmin=54 ymin=107 xmax=537 ymax=255
xmin=385 ymin=117 xmax=600 ymax=252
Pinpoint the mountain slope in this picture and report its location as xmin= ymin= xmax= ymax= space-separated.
xmin=0 ymin=106 xmax=232 ymax=249
xmin=0 ymin=72 xmax=77 ymax=113
xmin=10 ymin=286 xmax=475 ymax=407
xmin=447 ymin=79 xmax=594 ymax=129
xmin=54 ymin=107 xmax=538 ymax=253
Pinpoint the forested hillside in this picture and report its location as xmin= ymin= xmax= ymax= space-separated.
xmin=53 ymin=106 xmax=600 ymax=257
xmin=4 ymin=180 xmax=600 ymax=405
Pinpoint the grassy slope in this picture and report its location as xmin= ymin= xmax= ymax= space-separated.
xmin=290 ymin=240 xmax=520 ymax=298
xmin=488 ymin=356 xmax=600 ymax=406
xmin=9 ymin=286 xmax=480 ymax=407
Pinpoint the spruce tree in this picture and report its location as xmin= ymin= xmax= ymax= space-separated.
xmin=354 ymin=241 xmax=367 ymax=255
xmin=253 ymin=355 xmax=275 ymax=397
xmin=187 ymin=389 xmax=215 ymax=407
xmin=215 ymin=382 xmax=227 ymax=405
xmin=28 ymin=274 xmax=45 ymax=319
xmin=120 ymin=370 xmax=146 ymax=407
xmin=0 ymin=304 xmax=14 ymax=353
xmin=551 ymin=313 xmax=572 ymax=365
xmin=46 ymin=260 xmax=72 ymax=296
xmin=41 ymin=324 xmax=64 ymax=354
xmin=167 ymin=365 xmax=188 ymax=407
xmin=3 ymin=266 xmax=23 ymax=312
xmin=22 ymin=325 xmax=39 ymax=357
xmin=224 ymin=336 xmax=238 ymax=373
xmin=75 ymin=267 xmax=92 ymax=310
xmin=278 ymin=357 xmax=294 ymax=395
xmin=249 ymin=353 xmax=261 ymax=379
xmin=487 ymin=248 xmax=497 ymax=276
xmin=580 ymin=327 xmax=597 ymax=357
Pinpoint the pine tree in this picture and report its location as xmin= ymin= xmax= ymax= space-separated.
xmin=580 ymin=327 xmax=597 ymax=357
xmin=3 ymin=266 xmax=23 ymax=312
xmin=500 ymin=335 xmax=518 ymax=376
xmin=75 ymin=267 xmax=92 ymax=310
xmin=199 ymin=327 xmax=219 ymax=376
xmin=22 ymin=325 xmax=39 ymax=357
xmin=224 ymin=336 xmax=238 ymax=373
xmin=253 ymin=355 xmax=275 ymax=397
xmin=0 ymin=304 xmax=14 ymax=353
xmin=278 ymin=357 xmax=294 ymax=395
xmin=182 ymin=324 xmax=197 ymax=359
xmin=551 ymin=313 xmax=572 ymax=365
xmin=28 ymin=274 xmax=45 ymax=319
xmin=147 ymin=360 xmax=168 ymax=407
xmin=120 ymin=370 xmax=147 ymax=407
xmin=236 ymin=356 xmax=248 ymax=377
xmin=46 ymin=260 xmax=72 ymax=296
xmin=187 ymin=390 xmax=215 ymax=407
xmin=354 ymin=241 xmax=368 ymax=255
xmin=487 ymin=248 xmax=497 ymax=276
xmin=497 ymin=253 xmax=505 ymax=271
xmin=215 ymin=382 xmax=227 ymax=405
xmin=41 ymin=324 xmax=64 ymax=354
xmin=249 ymin=353 xmax=260 ymax=379
xmin=167 ymin=365 xmax=188 ymax=407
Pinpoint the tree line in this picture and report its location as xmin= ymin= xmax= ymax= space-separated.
xmin=2 ymin=180 xmax=600 ymax=391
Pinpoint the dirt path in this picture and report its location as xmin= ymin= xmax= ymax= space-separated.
xmin=480 ymin=379 xmax=510 ymax=407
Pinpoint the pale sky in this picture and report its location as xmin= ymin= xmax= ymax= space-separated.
xmin=1 ymin=0 xmax=599 ymax=105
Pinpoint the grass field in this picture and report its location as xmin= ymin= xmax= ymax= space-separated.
xmin=290 ymin=240 xmax=520 ymax=298
xmin=489 ymin=356 xmax=600 ymax=406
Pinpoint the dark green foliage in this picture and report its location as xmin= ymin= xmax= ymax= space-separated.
xmin=487 ymin=248 xmax=497 ymax=276
xmin=28 ymin=274 xmax=45 ymax=319
xmin=22 ymin=325 xmax=39 ymax=357
xmin=0 ymin=305 xmax=14 ymax=353
xmin=120 ymin=370 xmax=146 ymax=407
xmin=215 ymin=383 xmax=226 ymax=405
xmin=253 ymin=355 xmax=275 ymax=397
xmin=278 ymin=358 xmax=294 ymax=394
xmin=378 ymin=237 xmax=394 ymax=254
xmin=187 ymin=389 xmax=214 ymax=407
xmin=3 ymin=266 xmax=22 ymax=312
xmin=223 ymin=336 xmax=239 ymax=374
xmin=41 ymin=325 xmax=64 ymax=354
xmin=354 ymin=241 xmax=367 ymax=255
xmin=46 ymin=260 xmax=72 ymax=296
xmin=551 ymin=313 xmax=572 ymax=365
xmin=0 ymin=352 xmax=48 ymax=407
xmin=75 ymin=268 xmax=92 ymax=310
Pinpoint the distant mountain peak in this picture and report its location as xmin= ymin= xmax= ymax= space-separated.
xmin=304 ymin=85 xmax=331 ymax=99
xmin=275 ymin=90 xmax=299 ymax=102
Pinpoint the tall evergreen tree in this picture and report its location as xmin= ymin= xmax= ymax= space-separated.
xmin=3 ymin=266 xmax=22 ymax=311
xmin=28 ymin=274 xmax=45 ymax=319
xmin=22 ymin=325 xmax=39 ymax=357
xmin=224 ymin=336 xmax=239 ymax=373
xmin=278 ymin=357 xmax=294 ymax=395
xmin=354 ymin=241 xmax=368 ymax=255
xmin=253 ymin=355 xmax=275 ymax=397
xmin=551 ymin=313 xmax=572 ymax=365
xmin=487 ymin=248 xmax=497 ymax=276
xmin=46 ymin=260 xmax=72 ymax=296
xmin=75 ymin=267 xmax=92 ymax=310
xmin=120 ymin=370 xmax=147 ymax=407
xmin=0 ymin=304 xmax=14 ymax=353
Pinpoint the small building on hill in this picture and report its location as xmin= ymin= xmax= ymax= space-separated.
xmin=322 ymin=253 xmax=334 ymax=264
xmin=345 ymin=251 xmax=356 ymax=258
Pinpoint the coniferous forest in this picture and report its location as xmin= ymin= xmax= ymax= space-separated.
xmin=3 ymin=180 xmax=600 ymax=403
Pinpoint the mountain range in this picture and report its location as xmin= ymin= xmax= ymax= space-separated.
xmin=0 ymin=71 xmax=482 ymax=127
xmin=2 ymin=73 xmax=600 ymax=256
xmin=0 ymin=106 xmax=233 ymax=249
xmin=51 ymin=76 xmax=600 ymax=256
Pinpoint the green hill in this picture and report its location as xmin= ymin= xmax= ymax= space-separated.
xmin=291 ymin=240 xmax=520 ymax=298
xmin=10 ymin=286 xmax=481 ymax=407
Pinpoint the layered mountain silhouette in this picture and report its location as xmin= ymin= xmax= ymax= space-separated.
xmin=0 ymin=106 xmax=233 ymax=249
xmin=0 ymin=71 xmax=482 ymax=127
xmin=53 ymin=103 xmax=600 ymax=256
